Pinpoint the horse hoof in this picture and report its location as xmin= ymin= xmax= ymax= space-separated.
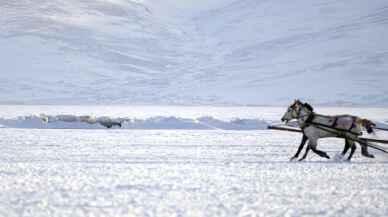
xmin=362 ymin=153 xmax=375 ymax=158
xmin=298 ymin=158 xmax=305 ymax=162
xmin=290 ymin=156 xmax=297 ymax=161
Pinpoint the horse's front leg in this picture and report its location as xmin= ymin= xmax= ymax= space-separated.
xmin=299 ymin=143 xmax=311 ymax=161
xmin=309 ymin=139 xmax=330 ymax=159
xmin=290 ymin=134 xmax=308 ymax=161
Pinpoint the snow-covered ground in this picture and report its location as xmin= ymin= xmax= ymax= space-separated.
xmin=0 ymin=106 xmax=388 ymax=217
xmin=1 ymin=0 xmax=388 ymax=106
xmin=2 ymin=0 xmax=388 ymax=215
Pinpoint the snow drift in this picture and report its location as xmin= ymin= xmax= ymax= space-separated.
xmin=0 ymin=114 xmax=269 ymax=130
xmin=0 ymin=105 xmax=386 ymax=130
xmin=1 ymin=114 xmax=385 ymax=131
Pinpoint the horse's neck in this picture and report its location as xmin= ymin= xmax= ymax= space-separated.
xmin=297 ymin=109 xmax=312 ymax=126
xmin=305 ymin=112 xmax=330 ymax=124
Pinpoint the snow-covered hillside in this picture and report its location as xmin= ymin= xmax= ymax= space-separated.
xmin=1 ymin=0 xmax=387 ymax=105
xmin=192 ymin=0 xmax=388 ymax=106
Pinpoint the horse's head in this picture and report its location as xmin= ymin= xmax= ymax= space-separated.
xmin=281 ymin=100 xmax=304 ymax=123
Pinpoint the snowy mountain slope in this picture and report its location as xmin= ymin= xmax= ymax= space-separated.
xmin=190 ymin=0 xmax=388 ymax=106
xmin=0 ymin=0 xmax=197 ymax=104
xmin=0 ymin=0 xmax=387 ymax=105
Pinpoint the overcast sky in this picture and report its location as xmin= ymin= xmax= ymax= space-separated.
xmin=146 ymin=0 xmax=235 ymax=11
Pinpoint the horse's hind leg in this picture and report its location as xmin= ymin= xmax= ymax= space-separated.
xmin=347 ymin=141 xmax=357 ymax=161
xmin=360 ymin=142 xmax=374 ymax=158
xmin=291 ymin=134 xmax=308 ymax=161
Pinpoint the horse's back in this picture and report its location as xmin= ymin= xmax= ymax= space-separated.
xmin=314 ymin=114 xmax=360 ymax=133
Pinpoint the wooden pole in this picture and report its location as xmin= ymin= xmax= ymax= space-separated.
xmin=268 ymin=125 xmax=388 ymax=144
xmin=375 ymin=127 xmax=388 ymax=132
xmin=267 ymin=125 xmax=302 ymax=133
xmin=360 ymin=137 xmax=388 ymax=145
xmin=268 ymin=125 xmax=388 ymax=153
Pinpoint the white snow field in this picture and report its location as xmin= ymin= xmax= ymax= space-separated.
xmin=1 ymin=0 xmax=388 ymax=106
xmin=0 ymin=106 xmax=388 ymax=217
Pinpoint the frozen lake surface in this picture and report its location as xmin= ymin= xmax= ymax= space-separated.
xmin=0 ymin=106 xmax=388 ymax=217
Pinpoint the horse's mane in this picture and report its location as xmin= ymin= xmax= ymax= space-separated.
xmin=303 ymin=103 xmax=314 ymax=112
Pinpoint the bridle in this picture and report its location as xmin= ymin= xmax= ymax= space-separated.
xmin=290 ymin=103 xmax=308 ymax=119
xmin=291 ymin=103 xmax=314 ymax=129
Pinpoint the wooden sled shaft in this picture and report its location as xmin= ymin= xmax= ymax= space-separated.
xmin=267 ymin=125 xmax=302 ymax=133
xmin=268 ymin=125 xmax=388 ymax=154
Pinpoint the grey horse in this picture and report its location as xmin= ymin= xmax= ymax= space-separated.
xmin=281 ymin=100 xmax=375 ymax=161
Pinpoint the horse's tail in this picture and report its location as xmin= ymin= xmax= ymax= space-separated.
xmin=357 ymin=118 xmax=376 ymax=134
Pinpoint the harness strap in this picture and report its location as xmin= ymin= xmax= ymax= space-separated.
xmin=300 ymin=112 xmax=314 ymax=130
xmin=309 ymin=121 xmax=361 ymax=136
xmin=313 ymin=125 xmax=388 ymax=154
xmin=306 ymin=112 xmax=315 ymax=124
xmin=332 ymin=117 xmax=338 ymax=128
xmin=303 ymin=114 xmax=360 ymax=136
xmin=348 ymin=116 xmax=357 ymax=132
